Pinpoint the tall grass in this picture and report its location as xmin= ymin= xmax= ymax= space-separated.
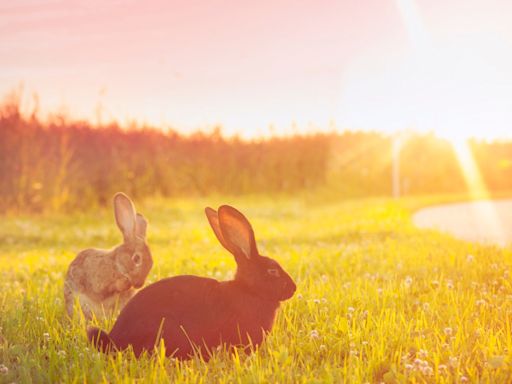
xmin=1 ymin=92 xmax=512 ymax=213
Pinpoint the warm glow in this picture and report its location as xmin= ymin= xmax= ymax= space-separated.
xmin=446 ymin=135 xmax=506 ymax=242
xmin=2 ymin=1 xmax=512 ymax=138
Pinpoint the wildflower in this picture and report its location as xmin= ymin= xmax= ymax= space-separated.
xmin=405 ymin=363 xmax=414 ymax=371
xmin=404 ymin=276 xmax=413 ymax=287
xmin=491 ymin=263 xmax=498 ymax=270
xmin=414 ymin=358 xmax=423 ymax=366
xmin=438 ymin=364 xmax=448 ymax=372
xmin=321 ymin=274 xmax=328 ymax=283
xmin=321 ymin=298 xmax=327 ymax=304
xmin=343 ymin=282 xmax=351 ymax=289
xmin=319 ymin=344 xmax=327 ymax=351
xmin=475 ymin=299 xmax=486 ymax=307
xmin=446 ymin=280 xmax=454 ymax=289
xmin=422 ymin=366 xmax=434 ymax=376
xmin=460 ymin=376 xmax=469 ymax=383
xmin=0 ymin=364 xmax=8 ymax=374
xmin=57 ymin=350 xmax=66 ymax=358
xmin=444 ymin=327 xmax=453 ymax=336
xmin=423 ymin=302 xmax=430 ymax=311
xmin=310 ymin=330 xmax=320 ymax=339
xmin=347 ymin=307 xmax=355 ymax=313
xmin=296 ymin=293 xmax=303 ymax=300
xmin=313 ymin=299 xmax=320 ymax=304
xmin=362 ymin=341 xmax=368 ymax=346
xmin=431 ymin=280 xmax=440 ymax=288
xmin=418 ymin=349 xmax=428 ymax=359
xmin=377 ymin=288 xmax=383 ymax=295
xmin=449 ymin=356 xmax=458 ymax=367
xmin=43 ymin=332 xmax=50 ymax=341
xmin=466 ymin=254 xmax=474 ymax=262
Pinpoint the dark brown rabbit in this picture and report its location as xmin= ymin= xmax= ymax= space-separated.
xmin=87 ymin=205 xmax=296 ymax=359
xmin=64 ymin=193 xmax=153 ymax=320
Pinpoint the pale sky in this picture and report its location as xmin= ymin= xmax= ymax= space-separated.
xmin=1 ymin=0 xmax=512 ymax=138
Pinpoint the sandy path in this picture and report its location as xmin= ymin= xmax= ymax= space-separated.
xmin=413 ymin=199 xmax=512 ymax=246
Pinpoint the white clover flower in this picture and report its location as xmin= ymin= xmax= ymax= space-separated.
xmin=296 ymin=293 xmax=303 ymax=300
xmin=423 ymin=302 xmax=430 ymax=311
xmin=377 ymin=288 xmax=383 ymax=295
xmin=476 ymin=299 xmax=486 ymax=307
xmin=405 ymin=363 xmax=414 ymax=371
xmin=43 ymin=332 xmax=50 ymax=341
xmin=431 ymin=280 xmax=440 ymax=288
xmin=418 ymin=349 xmax=428 ymax=359
xmin=446 ymin=280 xmax=454 ymax=289
xmin=313 ymin=299 xmax=320 ymax=304
xmin=438 ymin=364 xmax=448 ymax=371
xmin=347 ymin=307 xmax=355 ymax=313
xmin=310 ymin=330 xmax=320 ymax=339
xmin=444 ymin=327 xmax=453 ymax=336
xmin=460 ymin=375 xmax=469 ymax=383
xmin=319 ymin=344 xmax=327 ymax=351
xmin=404 ymin=276 xmax=413 ymax=287
xmin=422 ymin=366 xmax=434 ymax=376
xmin=57 ymin=350 xmax=66 ymax=358
xmin=321 ymin=298 xmax=327 ymax=304
xmin=321 ymin=274 xmax=328 ymax=283
xmin=466 ymin=254 xmax=474 ymax=262
xmin=0 ymin=364 xmax=8 ymax=374
xmin=449 ymin=356 xmax=458 ymax=367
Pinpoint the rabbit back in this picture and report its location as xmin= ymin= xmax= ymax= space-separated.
xmin=105 ymin=275 xmax=280 ymax=358
xmin=65 ymin=248 xmax=133 ymax=318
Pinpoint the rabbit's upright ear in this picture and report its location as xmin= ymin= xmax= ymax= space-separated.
xmin=113 ymin=193 xmax=137 ymax=242
xmin=217 ymin=205 xmax=258 ymax=261
xmin=135 ymin=213 xmax=148 ymax=240
xmin=205 ymin=207 xmax=230 ymax=250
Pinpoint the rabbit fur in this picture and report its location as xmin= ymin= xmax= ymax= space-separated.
xmin=64 ymin=192 xmax=153 ymax=320
xmin=87 ymin=205 xmax=296 ymax=359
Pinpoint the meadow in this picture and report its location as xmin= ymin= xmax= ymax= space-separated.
xmin=1 ymin=195 xmax=512 ymax=383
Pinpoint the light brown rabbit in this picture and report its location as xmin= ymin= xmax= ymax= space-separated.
xmin=64 ymin=193 xmax=153 ymax=320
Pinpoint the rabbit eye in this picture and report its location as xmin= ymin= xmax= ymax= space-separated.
xmin=267 ymin=268 xmax=280 ymax=277
xmin=132 ymin=253 xmax=142 ymax=266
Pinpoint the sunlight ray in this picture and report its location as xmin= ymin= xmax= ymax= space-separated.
xmin=450 ymin=137 xmax=505 ymax=243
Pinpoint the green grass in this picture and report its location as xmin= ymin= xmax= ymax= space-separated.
xmin=1 ymin=196 xmax=512 ymax=383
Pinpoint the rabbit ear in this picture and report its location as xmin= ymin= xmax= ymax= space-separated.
xmin=135 ymin=213 xmax=148 ymax=240
xmin=217 ymin=205 xmax=258 ymax=260
xmin=113 ymin=193 xmax=137 ymax=242
xmin=205 ymin=207 xmax=230 ymax=250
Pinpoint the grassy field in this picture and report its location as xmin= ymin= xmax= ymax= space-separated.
xmin=1 ymin=195 xmax=512 ymax=383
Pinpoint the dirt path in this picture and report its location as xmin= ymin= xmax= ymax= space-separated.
xmin=413 ymin=199 xmax=512 ymax=246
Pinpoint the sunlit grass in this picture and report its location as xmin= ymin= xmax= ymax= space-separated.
xmin=1 ymin=196 xmax=512 ymax=382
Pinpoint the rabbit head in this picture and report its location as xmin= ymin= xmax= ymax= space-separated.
xmin=113 ymin=193 xmax=153 ymax=289
xmin=205 ymin=205 xmax=296 ymax=301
